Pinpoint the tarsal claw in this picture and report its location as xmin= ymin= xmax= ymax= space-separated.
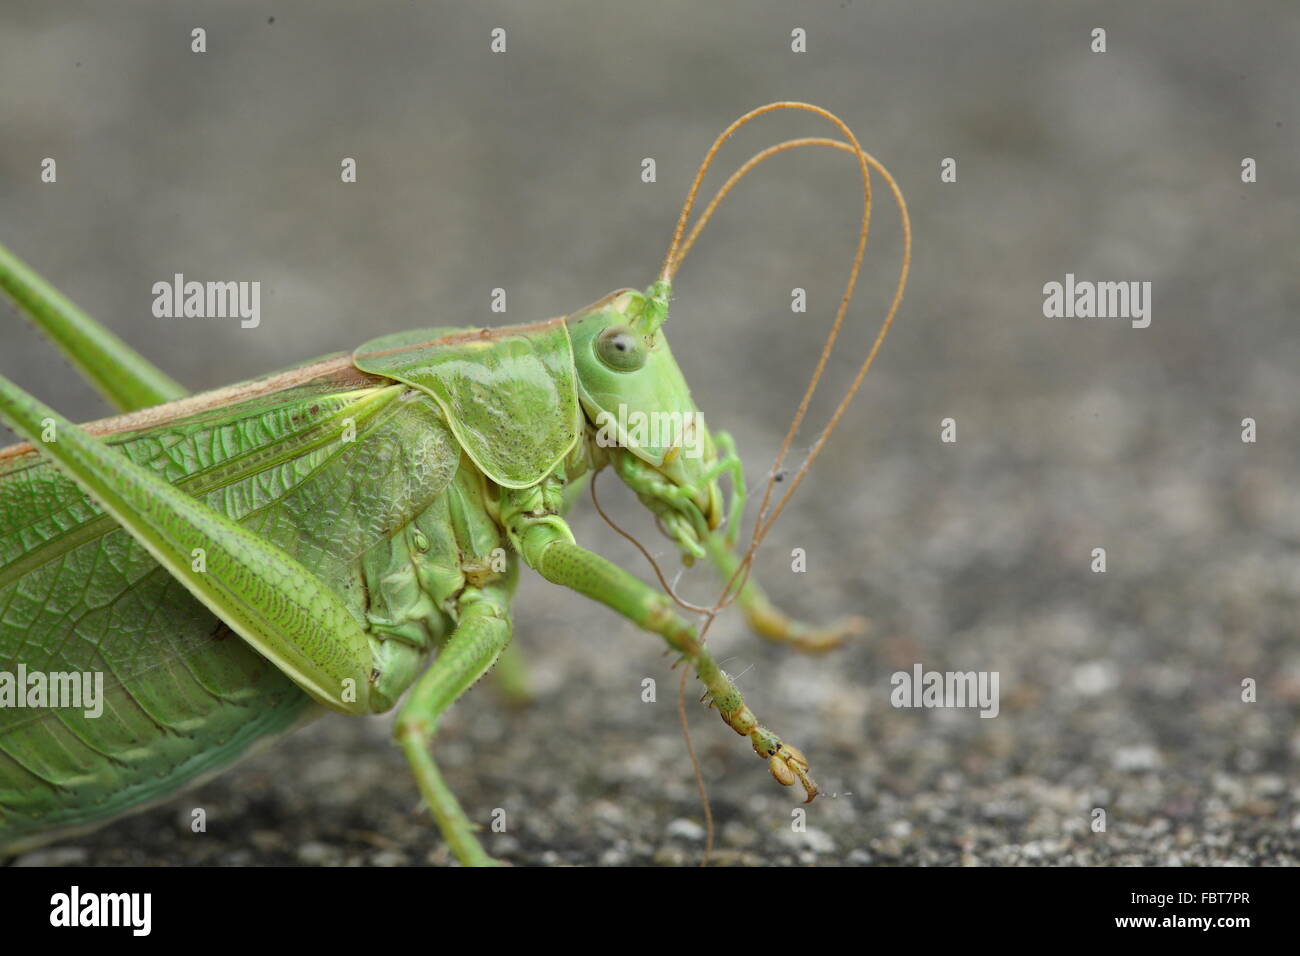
xmin=768 ymin=743 xmax=818 ymax=803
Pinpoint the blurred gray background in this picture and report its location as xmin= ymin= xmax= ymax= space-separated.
xmin=2 ymin=1 xmax=1298 ymax=865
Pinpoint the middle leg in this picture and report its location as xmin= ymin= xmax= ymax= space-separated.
xmin=394 ymin=578 xmax=515 ymax=866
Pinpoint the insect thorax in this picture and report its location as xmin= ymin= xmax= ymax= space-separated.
xmin=359 ymin=460 xmax=511 ymax=712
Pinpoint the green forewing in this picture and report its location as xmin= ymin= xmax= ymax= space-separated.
xmin=0 ymin=379 xmax=460 ymax=845
xmin=353 ymin=322 xmax=580 ymax=488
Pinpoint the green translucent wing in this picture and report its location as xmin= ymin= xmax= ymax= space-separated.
xmin=354 ymin=320 xmax=581 ymax=489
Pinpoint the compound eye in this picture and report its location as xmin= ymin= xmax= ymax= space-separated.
xmin=595 ymin=325 xmax=647 ymax=372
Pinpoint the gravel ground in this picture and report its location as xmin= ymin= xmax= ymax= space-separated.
xmin=2 ymin=1 xmax=1298 ymax=866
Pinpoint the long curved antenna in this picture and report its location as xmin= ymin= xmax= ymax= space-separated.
xmin=644 ymin=103 xmax=911 ymax=865
xmin=659 ymin=102 xmax=872 ymax=285
xmin=656 ymin=108 xmax=910 ymax=622
xmin=701 ymin=140 xmax=909 ymax=644
xmin=699 ymin=143 xmax=910 ymax=736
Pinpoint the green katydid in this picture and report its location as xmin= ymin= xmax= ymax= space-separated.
xmin=0 ymin=103 xmax=909 ymax=865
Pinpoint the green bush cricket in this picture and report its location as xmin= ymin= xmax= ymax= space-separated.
xmin=0 ymin=103 xmax=909 ymax=866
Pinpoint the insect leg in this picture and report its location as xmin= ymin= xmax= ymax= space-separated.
xmin=482 ymin=465 xmax=592 ymax=706
xmin=514 ymin=515 xmax=818 ymax=801
xmin=0 ymin=373 xmax=378 ymax=714
xmin=0 ymin=242 xmax=186 ymax=411
xmin=394 ymin=579 xmax=514 ymax=867
xmin=703 ymin=531 xmax=866 ymax=653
